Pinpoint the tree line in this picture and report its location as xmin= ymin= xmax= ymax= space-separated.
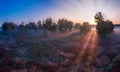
xmin=1 ymin=18 xmax=90 ymax=32
xmin=1 ymin=12 xmax=114 ymax=36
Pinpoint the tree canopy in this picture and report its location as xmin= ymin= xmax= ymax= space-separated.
xmin=2 ymin=22 xmax=17 ymax=31
xmin=95 ymin=12 xmax=114 ymax=36
xmin=80 ymin=22 xmax=91 ymax=32
xmin=58 ymin=18 xmax=73 ymax=32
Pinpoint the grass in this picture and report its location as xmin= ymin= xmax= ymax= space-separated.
xmin=16 ymin=34 xmax=60 ymax=58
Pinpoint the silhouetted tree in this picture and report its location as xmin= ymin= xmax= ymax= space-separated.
xmin=80 ymin=22 xmax=90 ymax=32
xmin=58 ymin=18 xmax=73 ymax=32
xmin=2 ymin=22 xmax=17 ymax=31
xmin=42 ymin=20 xmax=45 ymax=29
xmin=106 ymin=20 xmax=114 ymax=32
xmin=51 ymin=23 xmax=57 ymax=32
xmin=37 ymin=20 xmax=42 ymax=29
xmin=74 ymin=23 xmax=81 ymax=30
xmin=43 ymin=18 xmax=53 ymax=31
xmin=25 ymin=24 xmax=29 ymax=29
xmin=18 ymin=22 xmax=25 ymax=31
xmin=94 ymin=12 xmax=104 ymax=23
xmin=58 ymin=18 xmax=67 ymax=32
xmin=95 ymin=12 xmax=114 ymax=36
xmin=67 ymin=21 xmax=73 ymax=31
xmin=28 ymin=22 xmax=37 ymax=30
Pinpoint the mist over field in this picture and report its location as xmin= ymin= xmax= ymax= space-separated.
xmin=0 ymin=0 xmax=120 ymax=72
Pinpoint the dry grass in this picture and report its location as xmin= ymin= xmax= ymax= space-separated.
xmin=16 ymin=34 xmax=60 ymax=58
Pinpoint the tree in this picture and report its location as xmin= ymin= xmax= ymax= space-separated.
xmin=43 ymin=18 xmax=53 ymax=31
xmin=58 ymin=18 xmax=73 ymax=32
xmin=58 ymin=18 xmax=67 ymax=32
xmin=67 ymin=21 xmax=73 ymax=31
xmin=37 ymin=20 xmax=42 ymax=29
xmin=18 ymin=22 xmax=25 ymax=30
xmin=74 ymin=23 xmax=81 ymax=30
xmin=80 ymin=22 xmax=90 ymax=32
xmin=95 ymin=12 xmax=114 ymax=36
xmin=106 ymin=20 xmax=114 ymax=32
xmin=2 ymin=22 xmax=17 ymax=31
xmin=28 ymin=22 xmax=37 ymax=30
xmin=51 ymin=23 xmax=57 ymax=32
xmin=94 ymin=12 xmax=104 ymax=23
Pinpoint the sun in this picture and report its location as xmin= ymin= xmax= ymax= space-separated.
xmin=90 ymin=18 xmax=97 ymax=25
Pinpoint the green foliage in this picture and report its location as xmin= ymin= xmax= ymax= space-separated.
xmin=43 ymin=18 xmax=53 ymax=31
xmin=95 ymin=12 xmax=114 ymax=36
xmin=2 ymin=22 xmax=17 ymax=31
xmin=58 ymin=18 xmax=73 ymax=32
xmin=51 ymin=23 xmax=57 ymax=32
xmin=43 ymin=18 xmax=57 ymax=32
xmin=18 ymin=22 xmax=26 ymax=30
xmin=67 ymin=21 xmax=73 ymax=31
xmin=80 ymin=22 xmax=90 ymax=32
xmin=74 ymin=23 xmax=81 ymax=30
xmin=96 ymin=20 xmax=114 ymax=36
xmin=37 ymin=20 xmax=42 ymax=29
xmin=94 ymin=12 xmax=104 ymax=23
xmin=28 ymin=22 xmax=37 ymax=30
xmin=58 ymin=18 xmax=67 ymax=32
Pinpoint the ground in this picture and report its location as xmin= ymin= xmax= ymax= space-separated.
xmin=0 ymin=29 xmax=120 ymax=72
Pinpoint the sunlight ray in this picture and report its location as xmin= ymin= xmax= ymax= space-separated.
xmin=87 ymin=31 xmax=98 ymax=66
xmin=62 ymin=1 xmax=85 ymax=15
xmin=71 ymin=31 xmax=94 ymax=72
xmin=79 ymin=31 xmax=94 ymax=57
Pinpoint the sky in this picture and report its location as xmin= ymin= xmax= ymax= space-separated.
xmin=0 ymin=0 xmax=120 ymax=26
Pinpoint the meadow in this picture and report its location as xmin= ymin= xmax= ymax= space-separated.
xmin=0 ymin=25 xmax=120 ymax=72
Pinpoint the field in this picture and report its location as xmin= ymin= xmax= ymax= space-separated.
xmin=0 ymin=27 xmax=120 ymax=72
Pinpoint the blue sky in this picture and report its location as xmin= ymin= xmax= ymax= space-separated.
xmin=0 ymin=0 xmax=120 ymax=25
